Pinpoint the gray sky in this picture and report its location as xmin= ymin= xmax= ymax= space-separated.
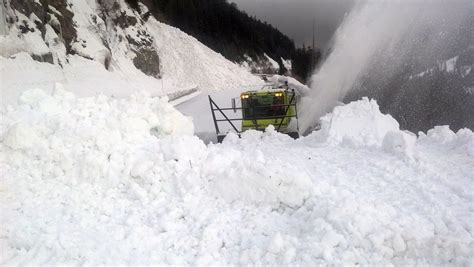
xmin=229 ymin=0 xmax=355 ymax=49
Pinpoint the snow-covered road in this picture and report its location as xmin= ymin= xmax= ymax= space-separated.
xmin=1 ymin=89 xmax=473 ymax=265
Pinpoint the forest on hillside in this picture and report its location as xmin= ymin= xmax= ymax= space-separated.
xmin=345 ymin=47 xmax=474 ymax=132
xmin=128 ymin=0 xmax=319 ymax=81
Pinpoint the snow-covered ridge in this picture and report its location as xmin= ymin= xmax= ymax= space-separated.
xmin=1 ymin=88 xmax=473 ymax=265
xmin=0 ymin=0 xmax=262 ymax=106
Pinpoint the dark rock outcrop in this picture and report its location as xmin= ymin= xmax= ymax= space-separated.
xmin=133 ymin=47 xmax=160 ymax=77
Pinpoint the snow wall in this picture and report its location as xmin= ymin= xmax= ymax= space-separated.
xmin=1 ymin=86 xmax=473 ymax=265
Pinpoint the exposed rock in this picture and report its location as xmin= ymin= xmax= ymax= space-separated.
xmin=10 ymin=0 xmax=77 ymax=54
xmin=6 ymin=0 xmax=159 ymax=76
xmin=133 ymin=47 xmax=160 ymax=77
xmin=31 ymin=52 xmax=54 ymax=64
xmin=18 ymin=20 xmax=35 ymax=34
xmin=45 ymin=0 xmax=77 ymax=54
xmin=126 ymin=29 xmax=153 ymax=47
xmin=10 ymin=0 xmax=46 ymax=21
xmin=113 ymin=11 xmax=138 ymax=28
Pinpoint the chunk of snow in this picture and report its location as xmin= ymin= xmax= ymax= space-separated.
xmin=392 ymin=234 xmax=407 ymax=253
xmin=316 ymin=97 xmax=400 ymax=147
xmin=321 ymin=229 xmax=344 ymax=248
xmin=267 ymin=233 xmax=284 ymax=254
xmin=382 ymin=130 xmax=417 ymax=160
xmin=2 ymin=122 xmax=39 ymax=150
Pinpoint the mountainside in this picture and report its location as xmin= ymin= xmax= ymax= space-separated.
xmin=345 ymin=46 xmax=474 ymax=132
xmin=132 ymin=0 xmax=320 ymax=80
xmin=341 ymin=6 xmax=474 ymax=133
xmin=0 ymin=0 xmax=262 ymax=105
xmin=140 ymin=0 xmax=295 ymax=75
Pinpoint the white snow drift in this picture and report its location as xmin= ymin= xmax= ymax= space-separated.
xmin=1 ymin=87 xmax=473 ymax=265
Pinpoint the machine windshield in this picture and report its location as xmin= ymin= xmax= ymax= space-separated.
xmin=242 ymin=94 xmax=285 ymax=119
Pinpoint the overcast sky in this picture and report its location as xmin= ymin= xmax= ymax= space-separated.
xmin=229 ymin=0 xmax=355 ymax=49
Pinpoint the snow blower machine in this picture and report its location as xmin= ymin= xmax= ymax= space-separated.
xmin=209 ymin=84 xmax=299 ymax=143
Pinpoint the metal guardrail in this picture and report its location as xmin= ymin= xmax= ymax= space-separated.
xmin=167 ymin=86 xmax=199 ymax=101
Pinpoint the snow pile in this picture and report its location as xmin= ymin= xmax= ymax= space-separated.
xmin=315 ymin=98 xmax=400 ymax=146
xmin=1 ymin=90 xmax=473 ymax=265
xmin=1 ymin=85 xmax=195 ymax=176
xmin=0 ymin=87 xmax=312 ymax=264
xmin=205 ymin=128 xmax=313 ymax=208
xmin=312 ymin=97 xmax=420 ymax=159
xmin=418 ymin=126 xmax=474 ymax=156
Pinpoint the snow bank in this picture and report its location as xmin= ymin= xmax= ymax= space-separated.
xmin=204 ymin=127 xmax=313 ymax=208
xmin=418 ymin=125 xmax=474 ymax=156
xmin=0 ymin=87 xmax=312 ymax=264
xmin=1 ymin=84 xmax=194 ymax=162
xmin=1 ymin=91 xmax=473 ymax=265
xmin=315 ymin=97 xmax=401 ymax=147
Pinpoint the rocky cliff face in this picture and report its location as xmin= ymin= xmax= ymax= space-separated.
xmin=2 ymin=0 xmax=160 ymax=77
xmin=0 ymin=0 xmax=262 ymax=102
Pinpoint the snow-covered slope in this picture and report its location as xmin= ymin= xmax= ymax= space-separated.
xmin=147 ymin=19 xmax=262 ymax=91
xmin=1 ymin=88 xmax=473 ymax=265
xmin=239 ymin=54 xmax=291 ymax=75
xmin=0 ymin=0 xmax=262 ymax=106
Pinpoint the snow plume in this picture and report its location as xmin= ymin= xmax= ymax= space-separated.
xmin=300 ymin=0 xmax=472 ymax=132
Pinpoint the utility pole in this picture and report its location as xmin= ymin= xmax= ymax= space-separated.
xmin=311 ymin=18 xmax=315 ymax=74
